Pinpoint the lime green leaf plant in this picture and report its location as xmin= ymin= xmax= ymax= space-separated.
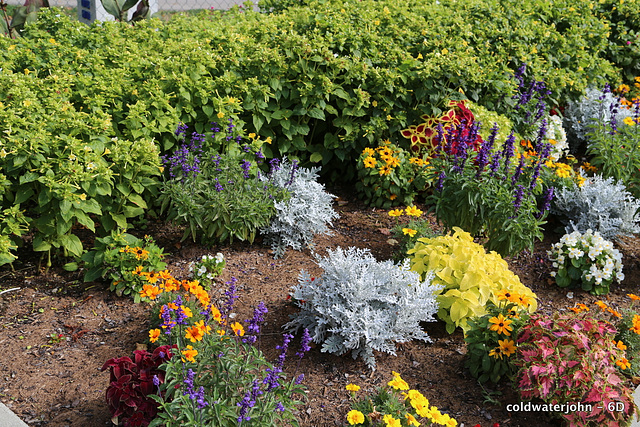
xmin=408 ymin=227 xmax=537 ymax=334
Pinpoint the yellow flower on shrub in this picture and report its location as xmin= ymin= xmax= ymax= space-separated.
xmin=181 ymin=345 xmax=198 ymax=363
xmin=379 ymin=165 xmax=392 ymax=176
xmin=363 ymin=147 xmax=375 ymax=156
xmin=231 ymin=322 xmax=245 ymax=336
xmin=489 ymin=313 xmax=513 ymax=336
xmin=363 ymin=156 xmax=377 ymax=168
xmin=616 ymin=357 xmax=631 ymax=370
xmin=148 ymin=328 xmax=161 ymax=343
xmin=346 ymin=410 xmax=365 ymax=425
xmin=389 ymin=209 xmax=403 ymax=217
xmin=498 ymin=339 xmax=516 ymax=357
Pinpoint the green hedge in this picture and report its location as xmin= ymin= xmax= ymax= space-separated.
xmin=0 ymin=0 xmax=635 ymax=263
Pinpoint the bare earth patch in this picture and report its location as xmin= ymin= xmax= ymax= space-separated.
xmin=2 ymin=185 xmax=640 ymax=426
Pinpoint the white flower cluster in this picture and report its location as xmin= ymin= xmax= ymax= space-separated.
xmin=544 ymin=115 xmax=568 ymax=162
xmin=189 ymin=252 xmax=225 ymax=283
xmin=548 ymin=229 xmax=624 ymax=286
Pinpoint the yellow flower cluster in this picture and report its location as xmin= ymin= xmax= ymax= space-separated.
xmin=345 ymin=373 xmax=458 ymax=427
xmin=361 ymin=143 xmax=429 ymax=177
xmin=389 ymin=205 xmax=423 ymax=217
xmin=119 ymin=245 xmax=150 ymax=260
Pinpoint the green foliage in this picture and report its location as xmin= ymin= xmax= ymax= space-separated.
xmin=160 ymin=126 xmax=288 ymax=245
xmin=100 ymin=0 xmax=150 ymax=22
xmin=81 ymin=231 xmax=167 ymax=302
xmin=0 ymin=205 xmax=29 ymax=266
xmin=464 ymin=300 xmax=529 ymax=384
xmin=387 ymin=209 xmax=439 ymax=263
xmin=355 ymin=141 xmax=431 ymax=209
xmin=585 ymin=100 xmax=640 ymax=199
xmin=548 ymin=229 xmax=624 ymax=296
xmin=515 ymin=310 xmax=637 ymax=426
xmin=408 ymin=227 xmax=537 ymax=334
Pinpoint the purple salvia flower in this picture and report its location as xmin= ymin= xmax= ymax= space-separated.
xmin=275 ymin=402 xmax=285 ymax=412
xmin=214 ymin=177 xmax=224 ymax=192
xmin=295 ymin=374 xmax=305 ymax=385
xmin=435 ymin=171 xmax=446 ymax=192
xmin=534 ymin=118 xmax=548 ymax=153
xmin=296 ymin=328 xmax=311 ymax=359
xmin=195 ymin=386 xmax=208 ymax=409
xmin=511 ymin=156 xmax=525 ymax=186
xmin=240 ymin=159 xmax=251 ymax=179
xmin=237 ymin=379 xmax=261 ymax=422
xmin=269 ymin=158 xmax=281 ymax=174
xmin=475 ymin=123 xmax=499 ymax=178
xmin=263 ymin=366 xmax=283 ymax=392
xmin=243 ymin=301 xmax=268 ymax=345
xmin=224 ymin=279 xmax=239 ymax=315
xmin=536 ymin=187 xmax=555 ymax=219
xmin=500 ymin=132 xmax=516 ymax=175
xmin=285 ymin=160 xmax=299 ymax=187
xmin=161 ymin=304 xmax=176 ymax=335
xmin=610 ymin=96 xmax=619 ymax=135
xmin=183 ymin=368 xmax=196 ymax=399
xmin=210 ymin=121 xmax=221 ymax=134
xmin=275 ymin=333 xmax=293 ymax=368
xmin=512 ymin=184 xmax=524 ymax=214
xmin=175 ymin=122 xmax=188 ymax=137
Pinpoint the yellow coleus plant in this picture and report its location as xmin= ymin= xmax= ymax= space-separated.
xmin=408 ymin=227 xmax=537 ymax=333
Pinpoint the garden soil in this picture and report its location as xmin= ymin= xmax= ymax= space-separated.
xmin=2 ymin=185 xmax=640 ymax=427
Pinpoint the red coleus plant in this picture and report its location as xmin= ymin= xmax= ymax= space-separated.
xmin=101 ymin=345 xmax=176 ymax=427
xmin=515 ymin=311 xmax=637 ymax=426
xmin=400 ymin=100 xmax=482 ymax=155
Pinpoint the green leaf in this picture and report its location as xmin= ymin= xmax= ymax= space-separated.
xmin=63 ymin=262 xmax=79 ymax=272
xmin=59 ymin=234 xmax=83 ymax=257
xmin=100 ymin=0 xmax=122 ymax=18
xmin=310 ymin=152 xmax=323 ymax=163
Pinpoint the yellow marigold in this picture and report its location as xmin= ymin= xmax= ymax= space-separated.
xmin=346 ymin=410 xmax=365 ymax=425
xmin=595 ymin=300 xmax=609 ymax=310
xmin=624 ymin=116 xmax=636 ymax=126
xmin=211 ymin=306 xmax=223 ymax=323
xmin=185 ymin=325 xmax=205 ymax=342
xmin=148 ymin=329 xmax=161 ymax=343
xmin=388 ymin=209 xmax=403 ymax=217
xmin=607 ymin=307 xmax=622 ymax=318
xmin=181 ymin=345 xmax=198 ymax=363
xmin=402 ymin=228 xmax=418 ymax=237
xmin=405 ymin=413 xmax=420 ymax=426
xmin=345 ymin=384 xmax=360 ymax=392
xmin=389 ymin=194 xmax=397 ymax=200
xmin=616 ymin=340 xmax=627 ymax=351
xmin=379 ymin=165 xmax=392 ymax=176
xmin=405 ymin=206 xmax=423 ymax=217
xmin=628 ymin=293 xmax=640 ymax=301
xmin=388 ymin=371 xmax=409 ymax=390
xmin=488 ymin=313 xmax=513 ymax=336
xmin=556 ymin=168 xmax=571 ymax=178
xmin=231 ymin=322 xmax=245 ymax=337
xmin=382 ymin=414 xmax=401 ymax=427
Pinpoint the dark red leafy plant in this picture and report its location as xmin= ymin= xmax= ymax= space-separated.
xmin=101 ymin=345 xmax=176 ymax=427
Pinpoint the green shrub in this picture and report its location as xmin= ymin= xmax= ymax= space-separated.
xmin=408 ymin=227 xmax=537 ymax=334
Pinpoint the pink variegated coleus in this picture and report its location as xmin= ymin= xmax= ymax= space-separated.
xmin=515 ymin=311 xmax=637 ymax=426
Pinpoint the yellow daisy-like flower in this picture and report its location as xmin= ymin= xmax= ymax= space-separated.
xmin=378 ymin=147 xmax=393 ymax=157
xmin=489 ymin=346 xmax=504 ymax=359
xmin=516 ymin=294 xmax=532 ymax=307
xmin=346 ymin=383 xmax=360 ymax=392
xmin=405 ymin=206 xmax=423 ymax=217
xmin=624 ymin=116 xmax=636 ymax=126
xmin=379 ymin=165 xmax=392 ymax=176
xmin=231 ymin=322 xmax=245 ymax=337
xmin=616 ymin=340 xmax=627 ymax=351
xmin=498 ymin=339 xmax=517 ymax=357
xmin=388 ymin=209 xmax=403 ymax=217
xmin=362 ymin=147 xmax=376 ymax=156
xmin=555 ymin=168 xmax=571 ymax=178
xmin=402 ymin=228 xmax=418 ymax=237
xmin=386 ymin=156 xmax=401 ymax=167
xmin=363 ymin=156 xmax=377 ymax=168
xmin=148 ymin=329 xmax=161 ymax=343
xmin=181 ymin=345 xmax=198 ymax=363
xmin=346 ymin=410 xmax=365 ymax=425
xmin=488 ymin=313 xmax=513 ymax=336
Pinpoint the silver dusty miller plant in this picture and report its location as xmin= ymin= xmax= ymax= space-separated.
xmin=284 ymin=247 xmax=441 ymax=370
xmin=552 ymin=173 xmax=640 ymax=240
xmin=260 ymin=158 xmax=339 ymax=258
xmin=564 ymin=86 xmax=634 ymax=151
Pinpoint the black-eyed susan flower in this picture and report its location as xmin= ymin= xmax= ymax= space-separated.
xmin=498 ymin=339 xmax=516 ymax=357
xmin=488 ymin=313 xmax=513 ymax=336
xmin=363 ymin=156 xmax=377 ymax=168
